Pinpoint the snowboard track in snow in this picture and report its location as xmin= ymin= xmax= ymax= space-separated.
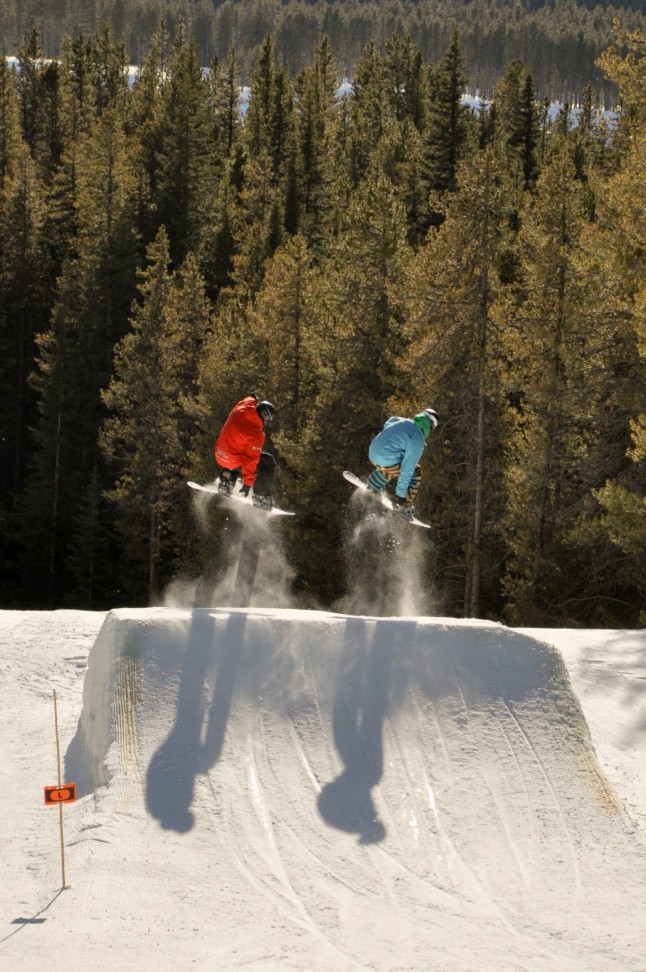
xmin=53 ymin=608 xmax=646 ymax=970
xmin=3 ymin=608 xmax=646 ymax=972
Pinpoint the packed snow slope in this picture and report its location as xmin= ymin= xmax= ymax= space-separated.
xmin=2 ymin=608 xmax=646 ymax=972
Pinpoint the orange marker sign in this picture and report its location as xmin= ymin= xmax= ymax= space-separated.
xmin=44 ymin=784 xmax=77 ymax=805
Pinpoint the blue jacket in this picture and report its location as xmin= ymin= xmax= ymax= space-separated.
xmin=369 ymin=417 xmax=426 ymax=497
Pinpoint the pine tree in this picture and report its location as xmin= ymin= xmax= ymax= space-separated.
xmin=0 ymin=56 xmax=22 ymax=187
xmin=151 ymin=249 xmax=213 ymax=579
xmin=18 ymin=105 xmax=138 ymax=605
xmin=90 ymin=24 xmax=129 ymax=117
xmin=324 ymin=165 xmax=412 ymax=437
xmin=210 ymin=46 xmax=242 ymax=159
xmin=425 ymin=29 xmax=472 ymax=192
xmin=343 ymin=42 xmax=397 ymax=188
xmin=65 ymin=464 xmax=116 ymax=607
xmin=200 ymin=152 xmax=242 ymax=300
xmin=270 ymin=64 xmax=296 ymax=179
xmin=491 ymin=59 xmax=541 ymax=191
xmin=101 ymin=230 xmax=211 ymax=601
xmin=498 ymin=138 xmax=612 ymax=624
xmin=0 ymin=61 xmax=39 ymax=528
xmin=16 ymin=26 xmax=46 ymax=156
xmin=377 ymin=115 xmax=428 ymax=246
xmin=245 ymin=34 xmax=277 ymax=159
xmin=205 ymin=233 xmax=319 ymax=524
xmin=58 ymin=32 xmax=96 ymax=141
xmin=384 ymin=35 xmax=426 ymax=129
xmin=247 ymin=234 xmax=314 ymax=436
xmin=596 ymin=26 xmax=646 ymax=150
xmin=242 ymin=35 xmax=298 ymax=248
xmin=3 ymin=22 xmax=644 ymax=614
xmin=0 ymin=143 xmax=48 ymax=498
xmin=585 ymin=30 xmax=646 ymax=622
xmin=152 ymin=24 xmax=216 ymax=265
xmin=0 ymin=137 xmax=50 ymax=605
xmin=244 ymin=233 xmax=327 ymax=597
xmin=228 ymin=149 xmax=285 ymax=296
xmin=13 ymin=26 xmax=64 ymax=177
xmin=128 ymin=18 xmax=169 ymax=249
xmin=295 ymin=36 xmax=338 ymax=249
xmin=398 ymin=147 xmax=510 ymax=617
xmin=244 ymin=33 xmax=296 ymax=174
xmin=289 ymin=166 xmax=412 ymax=586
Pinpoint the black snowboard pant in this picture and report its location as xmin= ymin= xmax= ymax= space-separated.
xmin=218 ymin=452 xmax=275 ymax=497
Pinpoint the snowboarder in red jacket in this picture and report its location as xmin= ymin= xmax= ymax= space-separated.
xmin=214 ymin=394 xmax=276 ymax=509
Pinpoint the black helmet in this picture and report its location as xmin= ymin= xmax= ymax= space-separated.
xmin=256 ymin=400 xmax=275 ymax=425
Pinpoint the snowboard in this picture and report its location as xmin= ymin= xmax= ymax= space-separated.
xmin=187 ymin=481 xmax=295 ymax=517
xmin=343 ymin=470 xmax=431 ymax=529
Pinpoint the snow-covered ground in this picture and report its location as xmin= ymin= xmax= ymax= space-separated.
xmin=2 ymin=605 xmax=645 ymax=971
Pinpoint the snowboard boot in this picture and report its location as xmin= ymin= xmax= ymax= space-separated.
xmin=252 ymin=493 xmax=273 ymax=511
xmin=218 ymin=470 xmax=234 ymax=494
xmin=392 ymin=494 xmax=416 ymax=521
xmin=393 ymin=501 xmax=415 ymax=522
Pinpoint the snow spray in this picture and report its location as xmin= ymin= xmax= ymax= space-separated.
xmin=338 ymin=491 xmax=437 ymax=616
xmin=168 ymin=490 xmax=295 ymax=609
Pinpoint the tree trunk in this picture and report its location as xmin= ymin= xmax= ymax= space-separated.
xmin=48 ymin=410 xmax=62 ymax=607
xmin=149 ymin=506 xmax=159 ymax=603
xmin=469 ymin=274 xmax=489 ymax=617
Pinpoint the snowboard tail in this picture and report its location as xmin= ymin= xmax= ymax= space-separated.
xmin=343 ymin=471 xmax=430 ymax=529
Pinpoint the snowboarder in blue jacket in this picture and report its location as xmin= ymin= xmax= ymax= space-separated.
xmin=366 ymin=408 xmax=439 ymax=516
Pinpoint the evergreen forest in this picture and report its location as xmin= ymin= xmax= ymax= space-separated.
xmin=0 ymin=21 xmax=644 ymax=626
xmin=2 ymin=0 xmax=646 ymax=105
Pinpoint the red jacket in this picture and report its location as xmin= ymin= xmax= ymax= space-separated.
xmin=214 ymin=396 xmax=265 ymax=486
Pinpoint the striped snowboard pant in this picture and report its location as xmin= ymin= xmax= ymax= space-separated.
xmin=366 ymin=463 xmax=422 ymax=503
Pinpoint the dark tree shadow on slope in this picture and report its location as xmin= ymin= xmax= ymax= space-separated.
xmin=572 ymin=631 xmax=646 ymax=752
xmin=146 ymin=610 xmax=247 ymax=832
xmin=317 ymin=620 xmax=395 ymax=844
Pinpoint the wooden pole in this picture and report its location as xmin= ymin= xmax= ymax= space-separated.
xmin=52 ymin=690 xmax=69 ymax=889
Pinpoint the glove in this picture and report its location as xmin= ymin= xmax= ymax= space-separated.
xmin=239 ymin=484 xmax=251 ymax=497
xmin=247 ymin=391 xmax=259 ymax=402
xmin=392 ymin=494 xmax=410 ymax=509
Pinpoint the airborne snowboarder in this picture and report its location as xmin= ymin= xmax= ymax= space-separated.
xmin=214 ymin=393 xmax=276 ymax=510
xmin=362 ymin=408 xmax=439 ymax=521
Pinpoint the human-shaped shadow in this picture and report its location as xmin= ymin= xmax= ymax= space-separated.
xmin=146 ymin=611 xmax=246 ymax=832
xmin=318 ymin=620 xmax=394 ymax=844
